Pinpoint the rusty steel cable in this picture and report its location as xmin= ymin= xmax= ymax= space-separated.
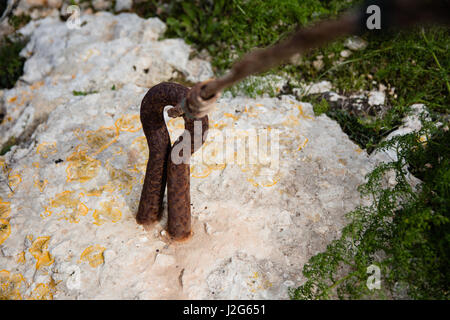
xmin=178 ymin=0 xmax=449 ymax=119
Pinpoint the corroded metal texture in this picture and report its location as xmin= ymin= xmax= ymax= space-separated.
xmin=136 ymin=82 xmax=208 ymax=240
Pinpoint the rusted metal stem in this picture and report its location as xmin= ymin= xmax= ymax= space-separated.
xmin=198 ymin=0 xmax=450 ymax=102
xmin=200 ymin=13 xmax=358 ymax=100
xmin=136 ymin=82 xmax=208 ymax=240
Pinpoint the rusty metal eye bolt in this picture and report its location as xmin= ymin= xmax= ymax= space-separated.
xmin=135 ymin=82 xmax=208 ymax=241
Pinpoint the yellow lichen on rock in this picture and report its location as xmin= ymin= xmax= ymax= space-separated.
xmin=7 ymin=96 xmax=17 ymax=103
xmin=79 ymin=245 xmax=106 ymax=268
xmin=29 ymin=236 xmax=54 ymax=270
xmin=80 ymin=48 xmax=100 ymax=61
xmin=190 ymin=160 xmax=226 ymax=179
xmin=281 ymin=105 xmax=312 ymax=127
xmin=223 ymin=112 xmax=240 ymax=121
xmin=34 ymin=178 xmax=48 ymax=192
xmin=246 ymin=271 xmax=272 ymax=293
xmin=41 ymin=208 xmax=52 ymax=219
xmin=0 ymin=219 xmax=11 ymax=245
xmin=30 ymin=80 xmax=44 ymax=91
xmin=246 ymin=174 xmax=280 ymax=188
xmin=243 ymin=105 xmax=261 ymax=118
xmin=86 ymin=126 xmax=119 ymax=155
xmin=80 ymin=185 xmax=114 ymax=197
xmin=0 ymin=270 xmax=25 ymax=300
xmin=129 ymin=136 xmax=148 ymax=175
xmin=92 ymin=200 xmax=122 ymax=226
xmin=239 ymin=163 xmax=281 ymax=188
xmin=282 ymin=114 xmax=300 ymax=127
xmin=75 ymin=126 xmax=119 ymax=156
xmin=211 ymin=120 xmax=228 ymax=129
xmin=115 ymin=114 xmax=142 ymax=132
xmin=297 ymin=137 xmax=309 ymax=151
xmin=66 ymin=147 xmax=101 ymax=183
xmin=13 ymin=88 xmax=33 ymax=107
xmin=16 ymin=252 xmax=26 ymax=264
xmin=0 ymin=198 xmax=11 ymax=219
xmin=107 ymin=165 xmax=135 ymax=195
xmin=8 ymin=173 xmax=22 ymax=190
xmin=36 ymin=142 xmax=58 ymax=159
xmin=46 ymin=190 xmax=89 ymax=223
xmin=190 ymin=128 xmax=226 ymax=179
xmin=296 ymin=104 xmax=313 ymax=120
xmin=130 ymin=136 xmax=148 ymax=155
xmin=167 ymin=117 xmax=185 ymax=130
xmin=82 ymin=189 xmax=103 ymax=197
xmin=0 ymin=157 xmax=7 ymax=173
xmin=190 ymin=164 xmax=212 ymax=178
xmin=113 ymin=147 xmax=124 ymax=156
xmin=28 ymin=280 xmax=57 ymax=300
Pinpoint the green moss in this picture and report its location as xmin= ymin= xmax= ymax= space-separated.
xmin=312 ymin=98 xmax=330 ymax=116
xmin=290 ymin=118 xmax=450 ymax=300
xmin=72 ymin=90 xmax=98 ymax=96
xmin=294 ymin=26 xmax=449 ymax=115
xmin=226 ymin=75 xmax=282 ymax=98
xmin=295 ymin=25 xmax=449 ymax=154
xmin=0 ymin=136 xmax=17 ymax=156
xmin=8 ymin=14 xmax=31 ymax=30
xmin=0 ymin=35 xmax=27 ymax=89
xmin=134 ymin=0 xmax=356 ymax=71
xmin=134 ymin=1 xmax=448 ymax=125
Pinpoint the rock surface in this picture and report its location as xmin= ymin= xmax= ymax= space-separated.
xmin=115 ymin=0 xmax=133 ymax=12
xmin=0 ymin=12 xmax=376 ymax=300
xmin=344 ymin=36 xmax=367 ymax=51
xmin=0 ymin=11 xmax=213 ymax=149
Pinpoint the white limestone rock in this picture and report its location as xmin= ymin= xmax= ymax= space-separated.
xmin=369 ymin=104 xmax=428 ymax=188
xmin=0 ymin=12 xmax=212 ymax=148
xmin=92 ymin=0 xmax=112 ymax=11
xmin=368 ymin=90 xmax=386 ymax=106
xmin=294 ymin=80 xmax=332 ymax=96
xmin=340 ymin=49 xmax=352 ymax=58
xmin=115 ymin=0 xmax=133 ymax=12
xmin=1 ymin=12 xmax=377 ymax=300
xmin=344 ymin=36 xmax=367 ymax=51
